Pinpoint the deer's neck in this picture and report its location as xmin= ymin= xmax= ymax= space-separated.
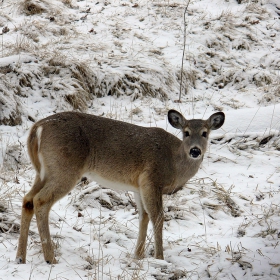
xmin=175 ymin=145 xmax=203 ymax=186
xmin=162 ymin=144 xmax=204 ymax=195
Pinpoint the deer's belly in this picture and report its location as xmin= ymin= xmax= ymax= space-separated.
xmin=85 ymin=172 xmax=139 ymax=192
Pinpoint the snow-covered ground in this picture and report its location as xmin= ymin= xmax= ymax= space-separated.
xmin=0 ymin=0 xmax=280 ymax=279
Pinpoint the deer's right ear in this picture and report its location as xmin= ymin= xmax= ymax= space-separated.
xmin=208 ymin=112 xmax=225 ymax=130
xmin=168 ymin=110 xmax=186 ymax=130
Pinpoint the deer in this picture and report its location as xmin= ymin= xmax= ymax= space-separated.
xmin=16 ymin=109 xmax=225 ymax=264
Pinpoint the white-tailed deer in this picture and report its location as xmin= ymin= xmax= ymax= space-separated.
xmin=16 ymin=110 xmax=224 ymax=264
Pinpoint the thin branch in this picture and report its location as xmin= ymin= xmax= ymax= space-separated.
xmin=178 ymin=0 xmax=191 ymax=102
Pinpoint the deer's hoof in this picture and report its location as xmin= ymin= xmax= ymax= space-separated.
xmin=16 ymin=257 xmax=24 ymax=264
xmin=46 ymin=258 xmax=58 ymax=264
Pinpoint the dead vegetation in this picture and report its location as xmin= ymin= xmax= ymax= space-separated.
xmin=0 ymin=214 xmax=20 ymax=233
xmin=1 ymin=0 xmax=278 ymax=119
xmin=0 ymin=50 xmax=187 ymax=121
xmin=0 ymin=176 xmax=23 ymax=235
xmin=211 ymin=183 xmax=241 ymax=217
xmin=20 ymin=0 xmax=47 ymax=15
xmin=0 ymin=81 xmax=22 ymax=126
xmin=17 ymin=0 xmax=71 ymax=16
xmin=98 ymin=72 xmax=169 ymax=101
xmin=72 ymin=183 xmax=134 ymax=212
xmin=211 ymin=133 xmax=280 ymax=152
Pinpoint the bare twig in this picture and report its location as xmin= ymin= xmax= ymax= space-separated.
xmin=178 ymin=0 xmax=191 ymax=102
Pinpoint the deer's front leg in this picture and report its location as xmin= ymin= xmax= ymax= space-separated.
xmin=140 ymin=185 xmax=164 ymax=260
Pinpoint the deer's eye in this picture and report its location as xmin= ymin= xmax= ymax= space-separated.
xmin=202 ymin=131 xmax=207 ymax=138
xmin=185 ymin=131 xmax=190 ymax=137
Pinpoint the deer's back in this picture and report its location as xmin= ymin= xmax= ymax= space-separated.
xmin=28 ymin=112 xmax=181 ymax=188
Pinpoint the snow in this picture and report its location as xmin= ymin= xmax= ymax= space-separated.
xmin=1 ymin=0 xmax=280 ymax=279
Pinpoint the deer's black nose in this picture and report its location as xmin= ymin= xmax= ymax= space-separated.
xmin=190 ymin=147 xmax=201 ymax=158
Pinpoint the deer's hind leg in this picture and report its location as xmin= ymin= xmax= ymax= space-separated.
xmin=134 ymin=192 xmax=149 ymax=259
xmin=16 ymin=174 xmax=45 ymax=264
xmin=33 ymin=176 xmax=79 ymax=264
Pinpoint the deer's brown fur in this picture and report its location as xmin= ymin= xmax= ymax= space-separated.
xmin=16 ymin=110 xmax=224 ymax=264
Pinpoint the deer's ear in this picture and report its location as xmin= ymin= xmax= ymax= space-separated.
xmin=208 ymin=112 xmax=225 ymax=130
xmin=168 ymin=110 xmax=186 ymax=130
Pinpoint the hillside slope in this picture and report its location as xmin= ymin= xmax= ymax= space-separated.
xmin=0 ymin=0 xmax=280 ymax=279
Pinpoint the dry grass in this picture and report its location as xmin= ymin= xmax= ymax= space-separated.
xmin=5 ymin=35 xmax=36 ymax=56
xmin=0 ymin=214 xmax=20 ymax=234
xmin=259 ymin=82 xmax=280 ymax=105
xmin=211 ymin=132 xmax=280 ymax=152
xmin=43 ymin=57 xmax=95 ymax=111
xmin=0 ymin=78 xmax=22 ymax=126
xmin=0 ymin=168 xmax=25 ymax=236
xmin=17 ymin=0 xmax=69 ymax=16
xmin=20 ymin=0 xmax=46 ymax=15
xmin=211 ymin=183 xmax=241 ymax=217
xmin=61 ymin=0 xmax=75 ymax=8
xmin=105 ymin=73 xmax=168 ymax=101
xmin=176 ymin=69 xmax=197 ymax=96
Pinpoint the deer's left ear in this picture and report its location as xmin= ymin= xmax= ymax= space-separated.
xmin=168 ymin=110 xmax=186 ymax=130
xmin=208 ymin=112 xmax=225 ymax=130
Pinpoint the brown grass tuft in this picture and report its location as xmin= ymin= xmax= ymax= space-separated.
xmin=21 ymin=0 xmax=46 ymax=15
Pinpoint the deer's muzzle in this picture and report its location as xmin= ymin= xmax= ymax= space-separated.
xmin=189 ymin=147 xmax=201 ymax=158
